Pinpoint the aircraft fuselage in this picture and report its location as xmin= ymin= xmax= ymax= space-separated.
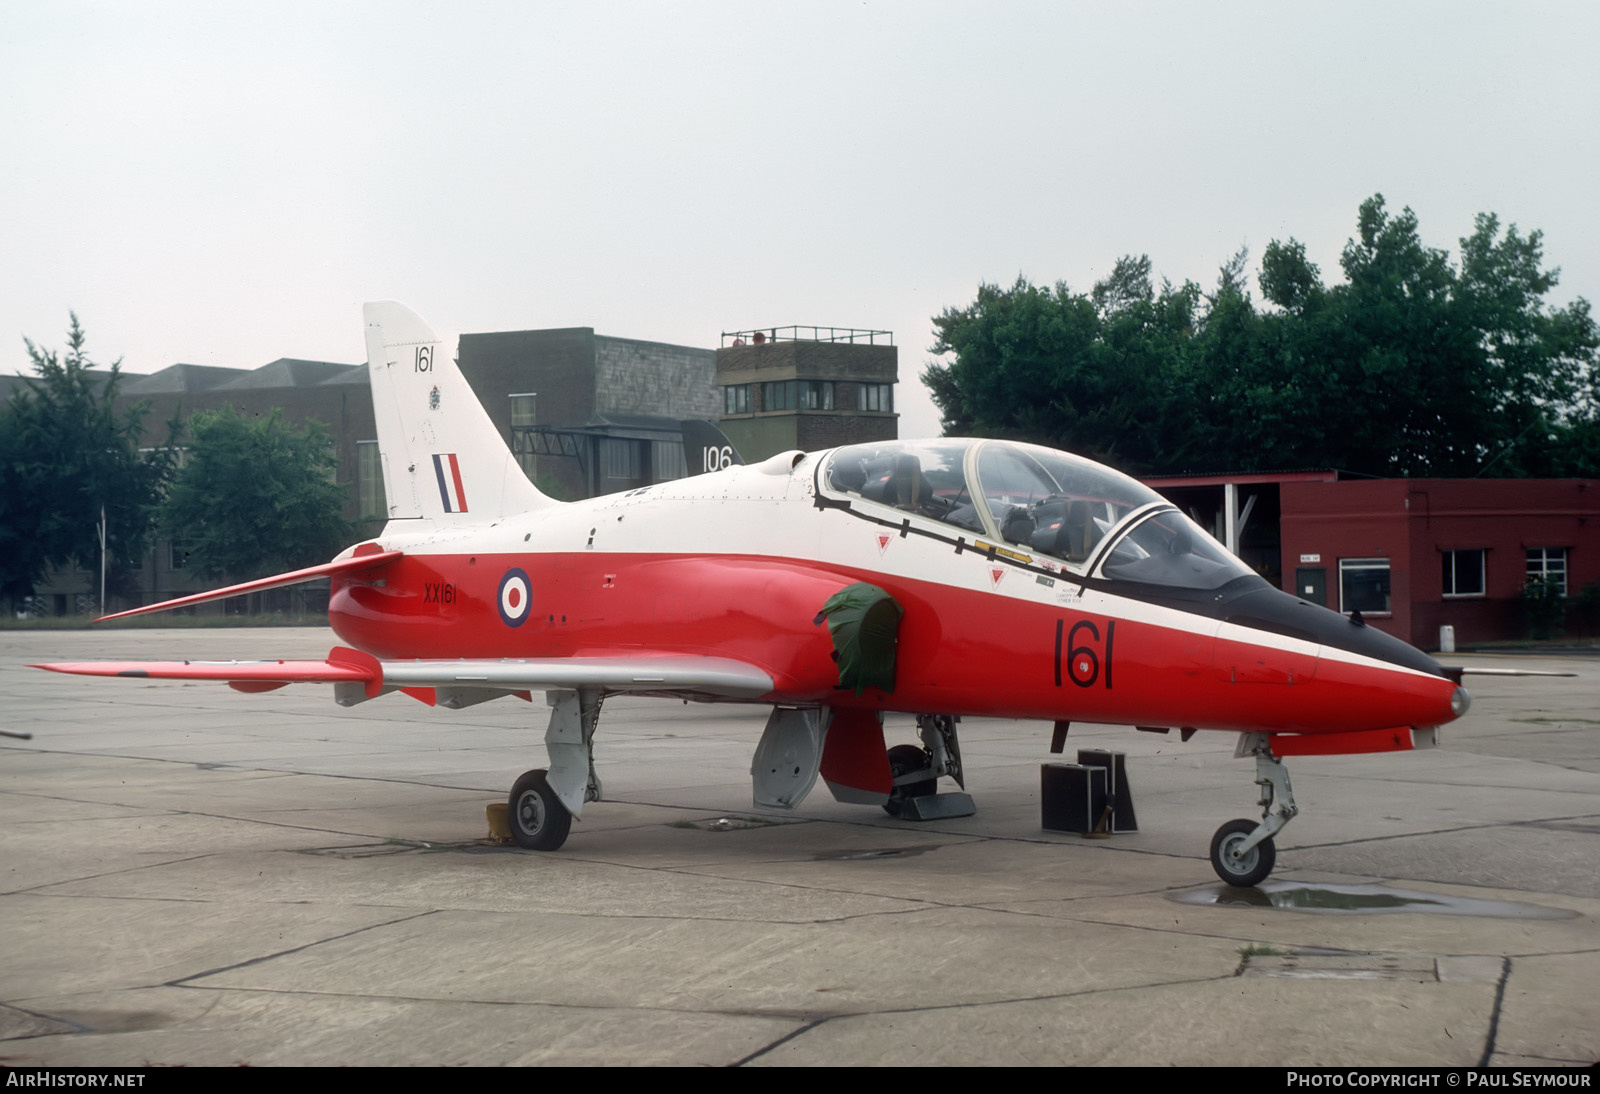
xmin=330 ymin=448 xmax=1462 ymax=738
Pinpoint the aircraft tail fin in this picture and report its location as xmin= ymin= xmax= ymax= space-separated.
xmin=362 ymin=301 xmax=554 ymax=523
xmin=680 ymin=419 xmax=744 ymax=476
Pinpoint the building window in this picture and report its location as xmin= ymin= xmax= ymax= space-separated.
xmin=801 ymin=380 xmax=834 ymax=410
xmin=1526 ymin=547 xmax=1568 ymax=595
xmin=1441 ymin=549 xmax=1485 ymax=597
xmin=763 ymin=380 xmax=796 ymax=411
xmin=724 ymin=384 xmax=751 ymax=415
xmin=357 ymin=440 xmax=387 ymax=519
xmin=169 ymin=542 xmax=188 ymax=571
xmin=1339 ymin=558 xmax=1390 ymax=614
xmin=509 ymin=393 xmax=537 ymax=427
xmin=652 ymin=440 xmax=686 ymax=482
xmin=604 ymin=438 xmax=642 ymax=481
xmin=857 ymin=383 xmax=893 ymax=412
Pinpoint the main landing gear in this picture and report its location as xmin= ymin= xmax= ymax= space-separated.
xmin=1209 ymin=733 xmax=1298 ymax=887
xmin=507 ymin=688 xmax=603 ymax=852
xmin=884 ymin=714 xmax=971 ymax=819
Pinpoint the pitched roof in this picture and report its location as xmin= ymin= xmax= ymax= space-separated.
xmin=122 ymin=364 xmax=249 ymax=394
xmin=215 ymin=359 xmax=360 ymax=389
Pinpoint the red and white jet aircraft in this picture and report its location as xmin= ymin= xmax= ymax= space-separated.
xmin=36 ymin=302 xmax=1478 ymax=886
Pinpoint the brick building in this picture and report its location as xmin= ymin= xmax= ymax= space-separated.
xmin=1279 ymin=477 xmax=1597 ymax=648
xmin=455 ymin=327 xmax=717 ymax=500
xmin=1146 ymin=472 xmax=1600 ymax=648
xmin=714 ymin=326 xmax=898 ymax=462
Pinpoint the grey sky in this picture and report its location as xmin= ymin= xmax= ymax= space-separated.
xmin=4 ymin=0 xmax=1597 ymax=439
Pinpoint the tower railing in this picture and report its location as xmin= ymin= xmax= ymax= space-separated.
xmin=720 ymin=325 xmax=893 ymax=348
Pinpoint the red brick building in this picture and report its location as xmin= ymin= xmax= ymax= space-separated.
xmin=1279 ymin=478 xmax=1597 ymax=648
xmin=1146 ymin=472 xmax=1598 ymax=649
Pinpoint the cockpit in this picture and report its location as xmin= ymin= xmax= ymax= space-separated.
xmin=820 ymin=438 xmax=1259 ymax=590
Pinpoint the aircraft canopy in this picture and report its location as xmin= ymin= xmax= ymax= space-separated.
xmin=822 ymin=438 xmax=1257 ymax=589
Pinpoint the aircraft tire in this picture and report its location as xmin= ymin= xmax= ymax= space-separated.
xmin=508 ymin=769 xmax=572 ymax=851
xmin=883 ymin=745 xmax=936 ymax=817
xmin=1209 ymin=818 xmax=1275 ymax=887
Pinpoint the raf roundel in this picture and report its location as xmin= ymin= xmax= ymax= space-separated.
xmin=497 ymin=568 xmax=532 ymax=628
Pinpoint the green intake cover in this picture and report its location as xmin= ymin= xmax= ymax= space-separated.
xmin=814 ymin=582 xmax=904 ymax=696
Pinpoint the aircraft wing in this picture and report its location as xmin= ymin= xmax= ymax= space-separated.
xmin=376 ymin=655 xmax=773 ymax=696
xmin=32 ymin=647 xmax=775 ymax=704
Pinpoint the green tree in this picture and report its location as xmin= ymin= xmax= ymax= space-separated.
xmin=0 ymin=315 xmax=173 ymax=612
xmin=1249 ymin=198 xmax=1597 ymax=477
xmin=1259 ymin=239 xmax=1325 ymax=314
xmin=1324 ymin=196 xmax=1491 ymax=474
xmin=924 ymin=196 xmax=1598 ymax=478
xmin=1454 ymin=214 xmax=1598 ymax=476
xmin=160 ymin=405 xmax=351 ymax=582
xmin=922 ymin=265 xmax=1204 ymax=472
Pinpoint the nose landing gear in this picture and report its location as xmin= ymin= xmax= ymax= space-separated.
xmin=1210 ymin=734 xmax=1298 ymax=887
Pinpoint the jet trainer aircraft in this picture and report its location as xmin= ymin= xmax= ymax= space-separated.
xmin=36 ymin=302 xmax=1477 ymax=886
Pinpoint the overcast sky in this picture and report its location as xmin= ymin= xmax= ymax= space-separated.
xmin=4 ymin=0 xmax=1597 ymax=438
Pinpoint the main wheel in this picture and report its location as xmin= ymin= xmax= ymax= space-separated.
xmin=883 ymin=744 xmax=936 ymax=817
xmin=508 ymin=769 xmax=572 ymax=851
xmin=1209 ymin=818 xmax=1275 ymax=887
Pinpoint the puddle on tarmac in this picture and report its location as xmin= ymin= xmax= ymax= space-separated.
xmin=1171 ymin=880 xmax=1572 ymax=919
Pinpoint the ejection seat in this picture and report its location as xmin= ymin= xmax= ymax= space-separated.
xmin=862 ymin=453 xmax=935 ymax=515
xmin=1047 ymin=499 xmax=1103 ymax=562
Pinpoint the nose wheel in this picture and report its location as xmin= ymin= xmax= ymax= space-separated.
xmin=1210 ymin=818 xmax=1276 ymax=887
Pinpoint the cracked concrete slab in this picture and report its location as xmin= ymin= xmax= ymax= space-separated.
xmin=31 ymin=843 xmax=937 ymax=922
xmin=2 ymin=892 xmax=419 ymax=998
xmin=183 ymin=904 xmax=1243 ymax=1015
xmin=741 ymin=976 xmax=1496 ymax=1067
xmin=5 ymin=986 xmax=798 ymax=1066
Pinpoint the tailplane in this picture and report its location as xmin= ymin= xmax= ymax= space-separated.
xmin=363 ymin=301 xmax=553 ymax=523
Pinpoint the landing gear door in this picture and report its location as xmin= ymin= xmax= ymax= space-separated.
xmin=751 ymin=707 xmax=826 ymax=811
